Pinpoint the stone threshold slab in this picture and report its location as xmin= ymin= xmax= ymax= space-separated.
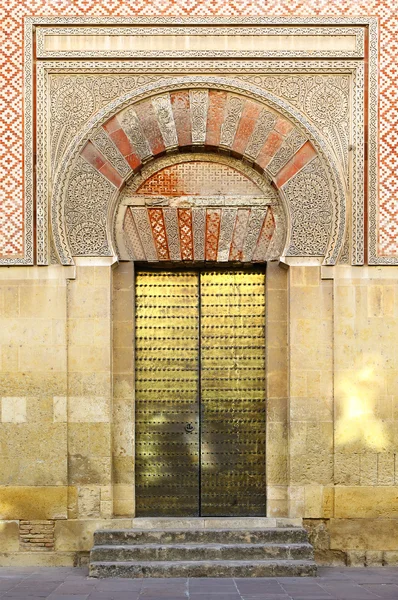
xmin=130 ymin=518 xmax=303 ymax=530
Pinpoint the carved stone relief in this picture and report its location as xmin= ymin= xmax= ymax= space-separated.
xmin=117 ymin=153 xmax=283 ymax=264
xmin=48 ymin=77 xmax=347 ymax=266
xmin=49 ymin=74 xmax=162 ymax=175
xmin=267 ymin=129 xmax=307 ymax=177
xmin=18 ymin=18 xmax=378 ymax=269
xmin=245 ymin=109 xmax=277 ymax=160
xmin=65 ymin=156 xmax=113 ymax=256
xmin=241 ymin=75 xmax=350 ymax=181
xmin=38 ymin=65 xmax=364 ymax=267
xmin=283 ymin=157 xmax=333 ymax=256
xmin=91 ymin=128 xmax=131 ymax=178
xmin=190 ymin=89 xmax=208 ymax=144
xmin=220 ymin=95 xmax=244 ymax=147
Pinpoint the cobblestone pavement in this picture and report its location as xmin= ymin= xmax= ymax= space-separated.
xmin=0 ymin=567 xmax=398 ymax=599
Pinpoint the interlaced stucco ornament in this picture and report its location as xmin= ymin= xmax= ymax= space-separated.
xmin=65 ymin=156 xmax=113 ymax=256
xmin=283 ymin=157 xmax=333 ymax=256
xmin=51 ymin=76 xmax=345 ymax=266
xmin=50 ymin=74 xmax=162 ymax=175
xmin=241 ymin=74 xmax=350 ymax=179
xmin=115 ymin=153 xmax=284 ymax=264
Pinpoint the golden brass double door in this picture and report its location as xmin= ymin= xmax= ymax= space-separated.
xmin=135 ymin=269 xmax=266 ymax=517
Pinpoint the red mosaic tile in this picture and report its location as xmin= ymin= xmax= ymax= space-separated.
xmin=205 ymin=208 xmax=221 ymax=261
xmin=81 ymin=141 xmax=105 ymax=171
xmin=229 ymin=208 xmax=250 ymax=261
xmin=81 ymin=141 xmax=123 ymax=188
xmin=274 ymin=140 xmax=317 ymax=188
xmin=274 ymin=117 xmax=294 ymax=137
xmin=178 ymin=208 xmax=194 ymax=260
xmin=103 ymin=115 xmax=121 ymax=135
xmin=135 ymin=100 xmax=165 ymax=157
xmin=256 ymin=130 xmax=284 ymax=170
xmin=232 ymin=100 xmax=262 ymax=156
xmin=252 ymin=207 xmax=275 ymax=261
xmin=170 ymin=90 xmax=192 ymax=147
xmin=205 ymin=90 xmax=228 ymax=147
xmin=103 ymin=121 xmax=142 ymax=171
xmin=98 ymin=161 xmax=124 ymax=189
xmin=147 ymin=207 xmax=170 ymax=260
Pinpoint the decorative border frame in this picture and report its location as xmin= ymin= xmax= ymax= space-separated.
xmin=36 ymin=25 xmax=365 ymax=59
xmin=48 ymin=76 xmax=346 ymax=267
xmin=36 ymin=59 xmax=363 ymax=267
xmin=21 ymin=16 xmax=380 ymax=267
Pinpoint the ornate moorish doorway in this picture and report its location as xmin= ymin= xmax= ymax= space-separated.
xmin=135 ymin=268 xmax=266 ymax=517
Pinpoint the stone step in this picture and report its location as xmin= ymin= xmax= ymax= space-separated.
xmin=91 ymin=542 xmax=314 ymax=562
xmin=89 ymin=559 xmax=318 ymax=578
xmin=130 ymin=517 xmax=302 ymax=530
xmin=94 ymin=527 xmax=308 ymax=546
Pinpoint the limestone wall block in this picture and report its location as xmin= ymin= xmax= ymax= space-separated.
xmin=19 ymin=346 xmax=66 ymax=372
xmin=68 ymin=456 xmax=111 ymax=486
xmin=77 ymin=486 xmax=100 ymax=518
xmin=267 ymin=289 xmax=287 ymax=318
xmin=68 ymin=283 xmax=110 ymax=320
xmin=113 ymin=456 xmax=134 ymax=485
xmin=54 ymin=518 xmax=132 ymax=552
xmin=335 ymin=486 xmax=398 ymax=518
xmin=68 ymin=396 xmax=110 ymax=423
xmin=266 ymin=263 xmax=287 ymax=290
xmin=266 ymin=318 xmax=287 ymax=348
xmin=359 ymin=453 xmax=378 ymax=485
xmin=67 ymin=487 xmax=78 ymax=519
xmin=266 ymin=397 xmax=287 ymax=422
xmin=330 ymin=518 xmax=398 ymax=551
xmin=266 ymin=370 xmax=288 ymax=398
xmin=0 ymin=372 xmax=67 ymax=397
xmin=0 ymin=286 xmax=19 ymax=318
xmin=68 ymin=373 xmax=111 ymax=397
xmin=0 ymin=456 xmax=66 ymax=487
xmin=113 ymin=289 xmax=134 ymax=322
xmin=27 ymin=397 xmax=54 ymax=422
xmin=68 ymin=346 xmax=110 ymax=373
xmin=53 ymin=396 xmax=67 ymax=423
xmin=1 ymin=397 xmax=26 ymax=423
xmin=113 ymin=320 xmax=133 ymax=348
xmin=304 ymin=485 xmax=323 ymax=517
xmin=113 ymin=484 xmax=135 ymax=517
xmin=19 ymin=286 xmax=66 ymax=319
xmin=113 ymin=375 xmax=134 ymax=399
xmin=265 ymin=452 xmax=288 ymax=486
xmin=377 ymin=453 xmax=395 ymax=485
xmin=290 ymin=453 xmax=333 ymax=485
xmin=334 ymin=453 xmax=361 ymax=485
xmin=113 ymin=347 xmax=134 ymax=373
xmin=0 ymin=487 xmax=67 ymax=520
xmin=267 ymin=500 xmax=288 ymax=517
xmin=113 ymin=398 xmax=134 ymax=457
xmin=0 ymin=520 xmax=19 ymax=551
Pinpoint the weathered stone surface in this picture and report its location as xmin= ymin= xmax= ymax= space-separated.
xmin=89 ymin=526 xmax=316 ymax=578
xmin=330 ymin=518 xmax=398 ymax=551
xmin=0 ymin=487 xmax=67 ymax=520
xmin=0 ymin=520 xmax=19 ymax=552
xmin=334 ymin=487 xmax=398 ymax=518
xmin=90 ymin=558 xmax=317 ymax=578
xmin=54 ymin=519 xmax=133 ymax=552
xmin=94 ymin=527 xmax=308 ymax=546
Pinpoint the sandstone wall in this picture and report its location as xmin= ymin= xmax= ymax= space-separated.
xmin=0 ymin=263 xmax=397 ymax=566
